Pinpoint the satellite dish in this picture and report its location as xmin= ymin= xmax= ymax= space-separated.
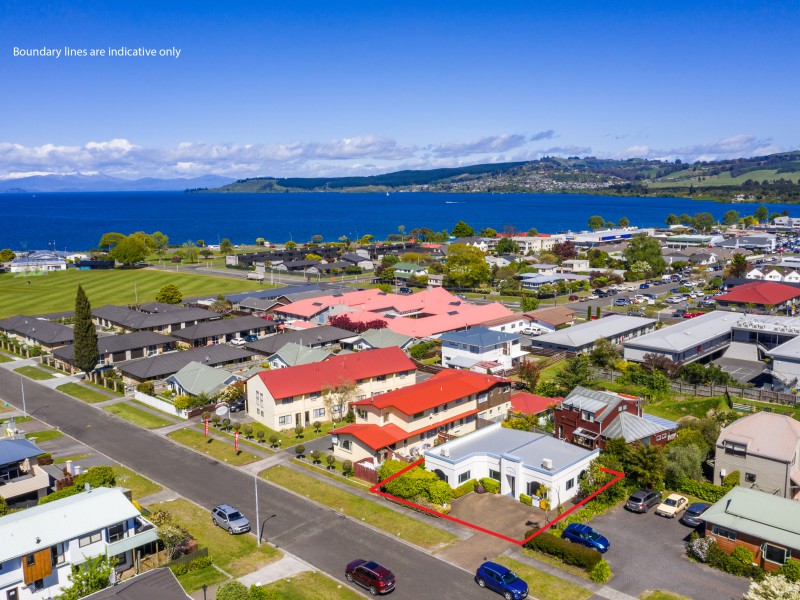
xmin=215 ymin=406 xmax=229 ymax=417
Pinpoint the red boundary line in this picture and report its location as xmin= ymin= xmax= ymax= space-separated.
xmin=369 ymin=460 xmax=625 ymax=546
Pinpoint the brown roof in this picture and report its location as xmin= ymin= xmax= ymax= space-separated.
xmin=716 ymin=412 xmax=800 ymax=462
xmin=526 ymin=306 xmax=577 ymax=327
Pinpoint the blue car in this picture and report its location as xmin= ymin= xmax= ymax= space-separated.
xmin=562 ymin=523 xmax=610 ymax=553
xmin=639 ymin=283 xmax=650 ymax=289
xmin=475 ymin=561 xmax=528 ymax=600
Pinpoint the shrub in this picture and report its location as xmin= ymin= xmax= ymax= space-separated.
xmin=294 ymin=424 xmax=304 ymax=438
xmin=188 ymin=556 xmax=213 ymax=571
xmin=311 ymin=450 xmax=322 ymax=464
xmin=705 ymin=541 xmax=763 ymax=579
xmin=268 ymin=434 xmax=278 ymax=447
xmin=243 ymin=424 xmax=253 ymax=438
xmin=452 ymin=479 xmax=477 ymax=498
xmin=136 ymin=382 xmax=155 ymax=395
xmin=326 ymin=455 xmax=336 ymax=469
xmin=480 ymin=478 xmax=500 ymax=494
xmin=675 ymin=478 xmax=730 ymax=503
xmin=723 ymin=470 xmax=741 ymax=488
xmin=256 ymin=431 xmax=265 ymax=443
xmin=211 ymin=414 xmax=221 ymax=427
xmin=524 ymin=532 xmax=603 ymax=570
xmin=779 ymin=558 xmax=800 ymax=582
xmin=589 ymin=559 xmax=613 ymax=583
xmin=732 ymin=546 xmax=755 ymax=566
xmin=37 ymin=452 xmax=53 ymax=466
xmin=170 ymin=563 xmax=188 ymax=576
xmin=295 ymin=445 xmax=305 ymax=458
xmin=519 ymin=493 xmax=533 ymax=506
xmin=342 ymin=460 xmax=353 ymax=476
xmin=215 ymin=580 xmax=249 ymax=600
xmin=687 ymin=534 xmax=713 ymax=563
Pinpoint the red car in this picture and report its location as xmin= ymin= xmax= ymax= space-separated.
xmin=568 ymin=295 xmax=579 ymax=301
xmin=683 ymin=312 xmax=703 ymax=318
xmin=345 ymin=559 xmax=396 ymax=596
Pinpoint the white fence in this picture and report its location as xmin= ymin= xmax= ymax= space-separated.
xmin=134 ymin=391 xmax=188 ymax=419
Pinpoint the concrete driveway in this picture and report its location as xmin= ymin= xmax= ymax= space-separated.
xmin=588 ymin=504 xmax=748 ymax=600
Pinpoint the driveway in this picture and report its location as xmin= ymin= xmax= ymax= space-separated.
xmin=588 ymin=504 xmax=748 ymax=600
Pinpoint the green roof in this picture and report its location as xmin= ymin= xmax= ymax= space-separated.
xmin=165 ymin=361 xmax=239 ymax=396
xmin=359 ymin=328 xmax=413 ymax=349
xmin=273 ymin=342 xmax=331 ymax=367
xmin=703 ymin=487 xmax=800 ymax=550
xmin=392 ymin=262 xmax=427 ymax=271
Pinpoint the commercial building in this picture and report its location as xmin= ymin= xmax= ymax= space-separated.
xmin=532 ymin=315 xmax=656 ymax=354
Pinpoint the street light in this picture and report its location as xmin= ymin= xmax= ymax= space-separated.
xmin=201 ymin=584 xmax=208 ymax=600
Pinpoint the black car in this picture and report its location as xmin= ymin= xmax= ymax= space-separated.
xmin=680 ymin=502 xmax=711 ymax=527
xmin=626 ymin=489 xmax=662 ymax=513
xmin=229 ymin=398 xmax=245 ymax=413
xmin=398 ymin=287 xmax=413 ymax=295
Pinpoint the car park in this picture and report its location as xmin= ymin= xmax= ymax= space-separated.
xmin=680 ymin=502 xmax=711 ymax=527
xmin=561 ymin=523 xmax=610 ymax=553
xmin=625 ymin=489 xmax=662 ymax=513
xmin=655 ymin=494 xmax=689 ymax=518
xmin=345 ymin=559 xmax=396 ymax=596
xmin=212 ymin=504 xmax=251 ymax=534
xmin=475 ymin=561 xmax=529 ymax=600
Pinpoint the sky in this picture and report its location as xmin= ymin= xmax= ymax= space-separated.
xmin=1 ymin=0 xmax=799 ymax=180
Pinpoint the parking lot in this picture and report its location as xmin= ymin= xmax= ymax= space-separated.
xmin=588 ymin=504 xmax=748 ymax=600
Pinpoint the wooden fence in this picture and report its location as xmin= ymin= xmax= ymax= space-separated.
xmin=353 ymin=458 xmax=379 ymax=484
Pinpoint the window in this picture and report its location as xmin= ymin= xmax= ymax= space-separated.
xmin=566 ymin=478 xmax=575 ymax=490
xmin=340 ymin=439 xmax=352 ymax=451
xmin=724 ymin=442 xmax=747 ymax=457
xmin=377 ymin=375 xmax=386 ymax=381
xmin=413 ymin=412 xmax=424 ymax=420
xmin=764 ymin=544 xmax=789 ymax=565
xmin=313 ymin=408 xmax=325 ymax=418
xmin=526 ymin=481 xmax=541 ymax=496
xmin=26 ymin=554 xmax=35 ymax=567
xmin=281 ymin=398 xmax=293 ymax=405
xmin=356 ymin=408 xmax=367 ymax=420
xmin=383 ymin=413 xmax=389 ymax=423
xmin=478 ymin=393 xmax=488 ymax=404
xmin=711 ymin=525 xmax=736 ymax=541
xmin=458 ymin=471 xmax=471 ymax=484
xmin=489 ymin=469 xmax=500 ymax=481
xmin=745 ymin=472 xmax=756 ymax=483
xmin=278 ymin=415 xmax=292 ymax=427
xmin=107 ymin=522 xmax=126 ymax=542
xmin=79 ymin=531 xmax=102 ymax=547
xmin=309 ymin=391 xmax=320 ymax=399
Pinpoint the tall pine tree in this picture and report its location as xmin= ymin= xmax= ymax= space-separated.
xmin=73 ymin=285 xmax=98 ymax=376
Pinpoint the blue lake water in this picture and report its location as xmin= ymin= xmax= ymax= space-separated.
xmin=1 ymin=191 xmax=796 ymax=250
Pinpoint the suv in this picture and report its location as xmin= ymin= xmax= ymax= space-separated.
xmin=212 ymin=504 xmax=250 ymax=534
xmin=345 ymin=559 xmax=396 ymax=596
xmin=475 ymin=561 xmax=528 ymax=599
xmin=243 ymin=334 xmax=259 ymax=343
xmin=229 ymin=337 xmax=246 ymax=346
xmin=561 ymin=523 xmax=610 ymax=553
xmin=398 ymin=287 xmax=413 ymax=295
xmin=626 ymin=489 xmax=661 ymax=513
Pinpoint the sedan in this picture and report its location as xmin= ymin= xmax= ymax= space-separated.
xmin=568 ymin=294 xmax=579 ymax=301
xmin=666 ymin=296 xmax=684 ymax=304
xmin=655 ymin=494 xmax=689 ymax=518
xmin=613 ymin=298 xmax=629 ymax=306
xmin=680 ymin=502 xmax=711 ymax=527
xmin=475 ymin=561 xmax=528 ymax=600
xmin=639 ymin=283 xmax=650 ymax=289
xmin=587 ymin=294 xmax=599 ymax=300
xmin=345 ymin=559 xmax=396 ymax=596
xmin=561 ymin=523 xmax=610 ymax=553
xmin=683 ymin=312 xmax=704 ymax=319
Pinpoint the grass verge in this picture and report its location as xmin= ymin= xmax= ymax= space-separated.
xmin=14 ymin=366 xmax=55 ymax=380
xmin=640 ymin=592 xmax=693 ymax=600
xmin=168 ymin=428 xmax=261 ymax=465
xmin=198 ymin=419 xmax=337 ymax=449
xmin=54 ymin=453 xmax=91 ymax=464
xmin=520 ymin=548 xmax=591 ymax=580
xmin=146 ymin=499 xmax=281 ymax=577
xmin=26 ymin=429 xmax=64 ymax=443
xmin=495 ymin=557 xmax=592 ymax=600
xmin=111 ymin=466 xmax=163 ymax=500
xmin=0 ymin=353 xmax=13 ymax=363
xmin=292 ymin=458 xmax=371 ymax=490
xmin=105 ymin=402 xmax=173 ymax=429
xmin=177 ymin=565 xmax=229 ymax=594
xmin=260 ymin=571 xmax=363 ymax=599
xmin=262 ymin=465 xmax=457 ymax=552
xmin=57 ymin=382 xmax=110 ymax=403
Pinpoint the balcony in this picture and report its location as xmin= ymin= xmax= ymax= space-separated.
xmin=105 ymin=516 xmax=159 ymax=557
xmin=0 ymin=465 xmax=50 ymax=501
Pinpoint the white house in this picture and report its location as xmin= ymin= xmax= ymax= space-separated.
xmin=424 ymin=423 xmax=599 ymax=507
xmin=560 ymin=259 xmax=590 ymax=273
xmin=0 ymin=487 xmax=158 ymax=600
xmin=439 ymin=326 xmax=527 ymax=373
xmin=9 ymin=251 xmax=67 ymax=273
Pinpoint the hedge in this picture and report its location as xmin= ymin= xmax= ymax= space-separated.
xmin=170 ymin=555 xmax=213 ymax=576
xmin=480 ymin=477 xmax=500 ymax=494
xmin=453 ymin=479 xmax=477 ymax=498
xmin=519 ymin=493 xmax=533 ymax=506
xmin=675 ymin=478 xmax=731 ymax=503
xmin=524 ymin=531 xmax=603 ymax=570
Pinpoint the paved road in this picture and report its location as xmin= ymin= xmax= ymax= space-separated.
xmin=0 ymin=369 xmax=486 ymax=600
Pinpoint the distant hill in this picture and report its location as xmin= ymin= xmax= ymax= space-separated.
xmin=199 ymin=151 xmax=800 ymax=202
xmin=0 ymin=173 xmax=236 ymax=193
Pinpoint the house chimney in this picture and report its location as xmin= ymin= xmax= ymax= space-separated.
xmin=74 ymin=465 xmax=82 ymax=476
xmin=65 ymin=460 xmax=73 ymax=476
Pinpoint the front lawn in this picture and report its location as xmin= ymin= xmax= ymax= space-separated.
xmin=14 ymin=366 xmax=55 ymax=380
xmin=57 ymin=383 xmax=110 ymax=403
xmin=146 ymin=499 xmax=281 ymax=577
xmin=105 ymin=402 xmax=173 ymax=429
xmin=262 ymin=465 xmax=457 ymax=552
xmin=26 ymin=429 xmax=64 ymax=443
xmin=54 ymin=453 xmax=91 ymax=464
xmin=643 ymin=396 xmax=728 ymax=421
xmin=0 ymin=353 xmax=13 ymax=363
xmin=495 ymin=557 xmax=592 ymax=600
xmin=537 ymin=359 xmax=566 ymax=384
xmin=260 ymin=571 xmax=363 ymax=599
xmin=111 ymin=466 xmax=163 ymax=500
xmin=167 ymin=428 xmax=262 ymax=465
xmin=177 ymin=565 xmax=228 ymax=593
xmin=198 ymin=418 xmax=337 ymax=449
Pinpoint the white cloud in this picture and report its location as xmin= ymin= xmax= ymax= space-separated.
xmin=609 ymin=135 xmax=784 ymax=162
xmin=429 ymin=134 xmax=529 ymax=158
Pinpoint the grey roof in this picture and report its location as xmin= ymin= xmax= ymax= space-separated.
xmin=603 ymin=411 xmax=676 ymax=443
xmin=0 ymin=314 xmax=73 ymax=345
xmin=164 ymin=361 xmax=239 ymax=396
xmin=563 ymin=386 xmax=624 ymax=420
xmin=624 ymin=311 xmax=739 ymax=353
xmin=272 ymin=343 xmax=332 ymax=367
xmin=715 ymin=412 xmax=800 ymax=462
xmin=341 ymin=253 xmax=372 ymax=264
xmin=206 ymin=284 xmax=325 ymax=305
xmin=136 ymin=302 xmax=187 ymax=314
xmin=117 ymin=345 xmax=254 ymax=380
xmin=428 ymin=423 xmax=597 ymax=474
xmin=440 ymin=326 xmax=519 ymax=347
xmin=93 ymin=305 xmax=217 ymax=330
xmin=0 ymin=438 xmax=44 ymax=465
xmin=767 ymin=335 xmax=800 ymax=360
xmin=52 ymin=331 xmax=174 ymax=361
xmin=170 ymin=316 xmax=273 ymax=341
xmin=245 ymin=325 xmax=353 ymax=355
xmin=358 ymin=328 xmax=413 ymax=349
xmin=702 ymin=487 xmax=800 ymax=550
xmin=237 ymin=297 xmax=280 ymax=311
xmin=278 ymin=259 xmax=320 ymax=268
xmin=85 ymin=568 xmax=189 ymax=600
xmin=534 ymin=315 xmax=655 ymax=350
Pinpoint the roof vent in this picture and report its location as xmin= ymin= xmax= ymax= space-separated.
xmin=542 ymin=458 xmax=553 ymax=470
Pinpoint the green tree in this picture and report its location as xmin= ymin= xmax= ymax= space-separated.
xmin=520 ymin=294 xmax=539 ymax=312
xmin=664 ymin=444 xmax=703 ymax=488
xmin=451 ymin=220 xmax=475 ymax=238
xmin=728 ymin=252 xmax=749 ymax=278
xmin=0 ymin=495 xmax=7 ymax=516
xmin=665 ymin=214 xmax=680 ymax=226
xmin=215 ymin=581 xmax=250 ymax=600
xmin=495 ymin=237 xmax=520 ymax=254
xmin=155 ymin=284 xmax=183 ymax=304
xmin=200 ymin=248 xmax=213 ymax=259
xmin=625 ymin=443 xmax=665 ymax=490
xmin=553 ymin=354 xmax=596 ymax=395
xmin=220 ymin=238 xmax=235 ymax=254
xmin=589 ymin=338 xmax=620 ymax=370
xmin=0 ymin=248 xmax=16 ymax=262
xmin=754 ymin=205 xmax=769 ymax=222
xmin=623 ymin=234 xmax=666 ymax=276
xmin=57 ymin=555 xmax=116 ymax=600
xmin=527 ymin=227 xmax=538 ymax=236
xmin=588 ymin=215 xmax=606 ymax=230
xmin=617 ymin=216 xmax=630 ymax=227
xmin=445 ymin=244 xmax=491 ymax=287
xmin=285 ymin=240 xmax=297 ymax=250
xmin=722 ymin=210 xmax=740 ymax=226
xmin=479 ymin=227 xmax=497 ymax=237
xmin=311 ymin=234 xmax=324 ymax=244
xmin=182 ymin=240 xmax=199 ymax=263
xmin=73 ymin=285 xmax=98 ymax=376
xmin=693 ymin=212 xmax=715 ymax=232
xmin=517 ymin=359 xmax=542 ymax=392
xmin=98 ymin=232 xmax=125 ymax=251
xmin=744 ymin=574 xmax=800 ymax=599
xmin=109 ymin=234 xmax=148 ymax=265
xmin=255 ymin=237 xmax=266 ymax=246
xmin=151 ymin=231 xmax=169 ymax=255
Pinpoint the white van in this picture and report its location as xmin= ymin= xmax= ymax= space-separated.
xmin=247 ymin=272 xmax=264 ymax=281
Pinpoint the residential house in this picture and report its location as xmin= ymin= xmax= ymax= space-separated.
xmin=0 ymin=315 xmax=73 ymax=351
xmin=532 ymin=315 xmax=656 ymax=354
xmin=244 ymin=326 xmax=353 ymax=357
xmin=391 ymin=262 xmax=428 ymax=281
xmin=0 ymin=487 xmax=158 ymax=600
xmin=745 ymin=268 xmax=765 ymax=280
xmin=51 ymin=331 xmax=175 ymax=373
xmin=246 ymin=347 xmax=416 ymax=430
xmin=525 ymin=306 xmax=577 ymax=332
xmin=0 ymin=438 xmax=51 ymax=509
xmin=702 ymin=487 xmax=800 ymax=572
xmin=560 ymin=259 xmax=590 ymax=273
xmin=481 ymin=313 xmax=529 ymax=336
xmin=331 ymin=369 xmax=511 ymax=465
xmin=345 ymin=328 xmax=414 ymax=351
xmin=773 ymin=216 xmax=800 ymax=228
xmin=688 ymin=252 xmax=718 ymax=267
xmin=452 ymin=237 xmax=493 ymax=252
xmin=116 ymin=345 xmax=254 ymax=384
xmin=164 ymin=361 xmax=241 ymax=398
xmin=439 ymin=326 xmax=527 ymax=373
xmin=518 ymin=272 xmax=591 ymax=291
xmin=272 ymin=259 xmax=321 ymax=272
xmin=340 ymin=253 xmax=374 ymax=270
xmin=485 ymin=255 xmax=513 ymax=269
xmin=83 ymin=568 xmax=189 ymax=600
xmin=714 ymin=281 xmax=800 ymax=311
xmin=554 ymin=386 xmax=678 ymax=450
xmin=509 ymin=391 xmax=563 ymax=425
xmin=529 ymin=263 xmax=559 ymax=275
xmin=92 ymin=304 xmax=216 ymax=334
xmin=510 ymin=236 xmax=560 ymax=254
xmin=267 ymin=342 xmax=332 ymax=369
xmin=712 ymin=411 xmax=800 ymax=499
xmin=424 ymin=423 xmax=599 ymax=507
xmin=169 ymin=316 xmax=274 ymax=347
xmin=307 ymin=261 xmax=351 ymax=275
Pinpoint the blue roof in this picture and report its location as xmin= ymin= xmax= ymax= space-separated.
xmin=0 ymin=438 xmax=44 ymax=465
xmin=223 ymin=284 xmax=323 ymax=304
xmin=642 ymin=412 xmax=679 ymax=431
xmin=440 ymin=326 xmax=519 ymax=347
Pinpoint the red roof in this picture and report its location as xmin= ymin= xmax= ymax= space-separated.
xmin=351 ymin=369 xmax=509 ymax=415
xmin=255 ymin=347 xmax=415 ymax=399
xmin=510 ymin=392 xmax=562 ymax=415
xmin=715 ymin=281 xmax=800 ymax=305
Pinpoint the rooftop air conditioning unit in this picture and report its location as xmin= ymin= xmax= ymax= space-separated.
xmin=542 ymin=458 xmax=553 ymax=470
xmin=440 ymin=448 xmax=449 ymax=457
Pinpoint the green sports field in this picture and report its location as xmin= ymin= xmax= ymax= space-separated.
xmin=0 ymin=268 xmax=267 ymax=318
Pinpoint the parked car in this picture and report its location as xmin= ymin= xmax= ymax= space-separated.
xmin=212 ymin=504 xmax=251 ymax=534
xmin=579 ymin=296 xmax=590 ymax=302
xmin=345 ymin=559 xmax=396 ymax=596
xmin=626 ymin=489 xmax=662 ymax=513
xmin=230 ymin=337 xmax=247 ymax=346
xmin=639 ymin=283 xmax=650 ymax=289
xmin=655 ymin=494 xmax=689 ymax=518
xmin=672 ymin=310 xmax=687 ymax=318
xmin=606 ymin=288 xmax=618 ymax=296
xmin=587 ymin=294 xmax=598 ymax=300
xmin=680 ymin=502 xmax=711 ymax=527
xmin=398 ymin=287 xmax=413 ymax=295
xmin=613 ymin=298 xmax=629 ymax=306
xmin=475 ymin=561 xmax=528 ymax=600
xmin=243 ymin=334 xmax=258 ymax=343
xmin=568 ymin=294 xmax=579 ymax=301
xmin=683 ymin=312 xmax=704 ymax=319
xmin=561 ymin=523 xmax=610 ymax=553
xmin=456 ymin=293 xmax=468 ymax=300
xmin=228 ymin=398 xmax=245 ymax=413
xmin=666 ymin=296 xmax=684 ymax=304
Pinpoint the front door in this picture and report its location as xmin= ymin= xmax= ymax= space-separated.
xmin=7 ymin=588 xmax=19 ymax=600
xmin=507 ymin=474 xmax=515 ymax=497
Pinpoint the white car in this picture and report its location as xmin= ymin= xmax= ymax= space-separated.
xmin=666 ymin=296 xmax=683 ymax=304
xmin=655 ymin=494 xmax=689 ymax=518
xmin=230 ymin=338 xmax=247 ymax=346
xmin=587 ymin=294 xmax=599 ymax=300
